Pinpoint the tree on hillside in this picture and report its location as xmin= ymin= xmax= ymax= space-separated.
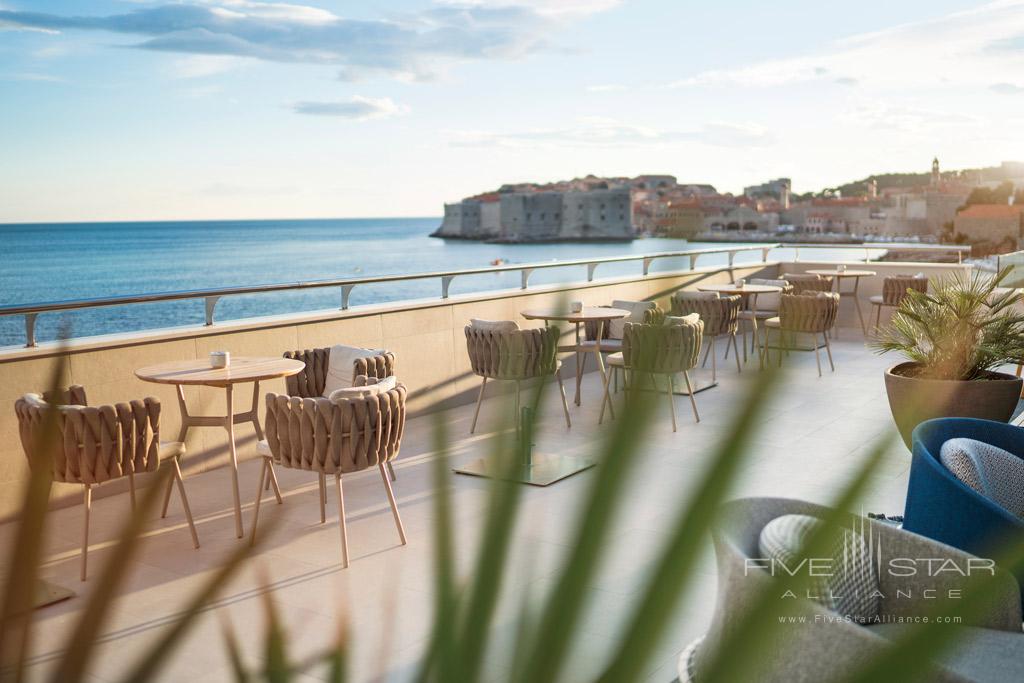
xmin=964 ymin=181 xmax=1015 ymax=206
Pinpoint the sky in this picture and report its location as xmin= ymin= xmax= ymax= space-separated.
xmin=1 ymin=0 xmax=1023 ymax=222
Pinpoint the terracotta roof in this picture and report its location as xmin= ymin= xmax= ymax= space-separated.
xmin=957 ymin=204 xmax=1024 ymax=218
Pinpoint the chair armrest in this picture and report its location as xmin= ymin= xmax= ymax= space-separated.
xmin=874 ymin=522 xmax=1022 ymax=631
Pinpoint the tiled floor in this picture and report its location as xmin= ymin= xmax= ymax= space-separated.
xmin=5 ymin=330 xmax=924 ymax=682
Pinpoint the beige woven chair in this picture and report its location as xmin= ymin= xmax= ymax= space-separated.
xmin=465 ymin=322 xmax=571 ymax=433
xmin=252 ymin=377 xmax=408 ymax=567
xmin=738 ymin=278 xmax=793 ymax=361
xmin=870 ymin=275 xmax=928 ymax=330
xmin=282 ymin=347 xmax=396 ymax=482
xmin=782 ymin=272 xmax=834 ymax=294
xmin=282 ymin=348 xmax=395 ymax=397
xmin=15 ymin=386 xmax=199 ymax=581
xmin=604 ymin=315 xmax=703 ymax=431
xmin=673 ymin=291 xmax=741 ymax=382
xmin=765 ymin=292 xmax=840 ymax=376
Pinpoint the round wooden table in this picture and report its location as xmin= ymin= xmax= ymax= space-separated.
xmin=697 ymin=284 xmax=782 ymax=368
xmin=136 ymin=356 xmax=305 ymax=538
xmin=521 ymin=307 xmax=630 ymax=417
xmin=806 ymin=269 xmax=877 ymax=335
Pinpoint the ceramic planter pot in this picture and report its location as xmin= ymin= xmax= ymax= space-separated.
xmin=884 ymin=361 xmax=1022 ymax=448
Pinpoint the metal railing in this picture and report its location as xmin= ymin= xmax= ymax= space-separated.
xmin=996 ymin=250 xmax=1024 ymax=287
xmin=0 ymin=242 xmax=971 ymax=348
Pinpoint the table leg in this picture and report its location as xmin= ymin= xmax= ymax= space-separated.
xmin=250 ymin=380 xmax=264 ymax=440
xmin=852 ymin=277 xmax=867 ymax=335
xmin=832 ymin=277 xmax=842 ymax=339
xmin=574 ymin=322 xmax=583 ymax=406
xmin=225 ymin=385 xmax=243 ymax=539
xmin=175 ymin=385 xmax=191 ymax=443
xmin=595 ymin=321 xmax=615 ymax=420
xmin=750 ymin=293 xmax=764 ymax=369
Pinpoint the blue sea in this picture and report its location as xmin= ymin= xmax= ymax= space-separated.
xmin=0 ymin=218 xmax=876 ymax=347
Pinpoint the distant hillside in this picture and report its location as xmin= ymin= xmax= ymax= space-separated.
xmin=795 ymin=164 xmax=1013 ymax=200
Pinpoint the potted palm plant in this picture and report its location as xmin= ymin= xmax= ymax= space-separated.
xmin=873 ymin=267 xmax=1024 ymax=447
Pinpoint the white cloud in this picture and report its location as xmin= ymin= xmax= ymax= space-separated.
xmin=449 ymin=117 xmax=775 ymax=148
xmin=839 ymin=103 xmax=980 ymax=133
xmin=292 ymin=96 xmax=408 ymax=121
xmin=168 ymin=54 xmax=249 ymax=78
xmin=0 ymin=1 xmax=614 ymax=82
xmin=991 ymin=82 xmax=1024 ymax=93
xmin=586 ymin=83 xmax=627 ymax=92
xmin=670 ymin=0 xmax=1024 ymax=91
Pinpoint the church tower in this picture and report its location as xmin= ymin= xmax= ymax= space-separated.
xmin=931 ymin=158 xmax=940 ymax=187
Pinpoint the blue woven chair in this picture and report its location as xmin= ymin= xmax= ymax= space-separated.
xmin=903 ymin=418 xmax=1024 ymax=601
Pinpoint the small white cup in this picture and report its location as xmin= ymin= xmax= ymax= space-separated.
xmin=735 ymin=279 xmax=745 ymax=288
xmin=210 ymin=351 xmax=230 ymax=369
xmin=570 ymin=301 xmax=584 ymax=313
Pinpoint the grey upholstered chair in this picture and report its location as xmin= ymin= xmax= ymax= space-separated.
xmin=604 ymin=315 xmax=703 ymax=431
xmin=782 ymin=272 xmax=834 ymax=294
xmin=680 ymin=497 xmax=1024 ymax=683
xmin=870 ymin=274 xmax=928 ymax=331
xmin=15 ymin=386 xmax=199 ymax=580
xmin=672 ymin=291 xmax=741 ymax=382
xmin=465 ymin=321 xmax=571 ymax=434
xmin=764 ymin=292 xmax=839 ymax=376
xmin=252 ymin=377 xmax=408 ymax=568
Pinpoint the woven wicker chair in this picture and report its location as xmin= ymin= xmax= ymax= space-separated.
xmin=765 ymin=292 xmax=840 ymax=376
xmin=282 ymin=347 xmax=396 ymax=481
xmin=782 ymin=272 xmax=834 ymax=294
xmin=15 ymin=386 xmax=199 ymax=581
xmin=604 ymin=316 xmax=703 ymax=431
xmin=252 ymin=378 xmax=408 ymax=567
xmin=465 ymin=323 xmax=571 ymax=434
xmin=673 ymin=291 xmax=741 ymax=382
xmin=737 ymin=278 xmax=793 ymax=361
xmin=282 ymin=348 xmax=394 ymax=397
xmin=870 ymin=275 xmax=928 ymax=330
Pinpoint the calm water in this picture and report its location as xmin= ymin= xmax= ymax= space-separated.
xmin=0 ymin=218 xmax=878 ymax=346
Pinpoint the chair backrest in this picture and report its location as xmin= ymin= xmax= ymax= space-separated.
xmin=14 ymin=388 xmax=161 ymax=485
xmin=283 ymin=348 xmax=395 ymax=398
xmin=585 ymin=301 xmax=659 ymax=340
xmin=465 ymin=326 xmax=559 ymax=380
xmin=783 ymin=273 xmax=834 ymax=294
xmin=622 ymin=317 xmax=703 ymax=374
xmin=882 ymin=275 xmax=928 ymax=306
xmin=264 ymin=384 xmax=407 ymax=474
xmin=748 ymin=278 xmax=790 ymax=311
xmin=779 ymin=292 xmax=839 ymax=333
xmin=672 ymin=293 xmax=740 ymax=336
xmin=940 ymin=438 xmax=1024 ymax=518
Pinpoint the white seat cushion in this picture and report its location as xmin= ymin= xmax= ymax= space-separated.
xmin=256 ymin=440 xmax=272 ymax=457
xmin=764 ymin=316 xmax=781 ymax=328
xmin=869 ymin=295 xmax=885 ymax=305
xmin=609 ymin=300 xmax=657 ymax=339
xmin=322 ymin=345 xmax=382 ymax=397
xmin=469 ymin=318 xmax=520 ymax=333
xmin=748 ymin=278 xmax=788 ymax=311
xmin=664 ymin=313 xmax=701 ymax=327
xmin=759 ymin=514 xmax=880 ymax=623
xmin=675 ymin=291 xmax=719 ymax=301
xmin=606 ymin=352 xmax=624 ymax=367
xmin=941 ymin=438 xmax=1024 ymax=518
xmin=329 ymin=375 xmax=398 ymax=401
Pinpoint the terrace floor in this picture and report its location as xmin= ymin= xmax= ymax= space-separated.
xmin=6 ymin=330 xmax=937 ymax=682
